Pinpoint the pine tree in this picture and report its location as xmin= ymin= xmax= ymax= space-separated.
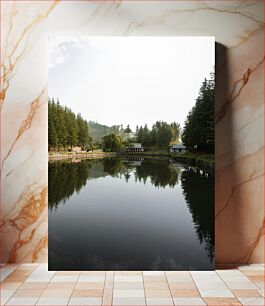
xmin=137 ymin=126 xmax=144 ymax=143
xmin=48 ymin=98 xmax=91 ymax=151
xmin=77 ymin=114 xmax=89 ymax=149
xmin=124 ymin=124 xmax=132 ymax=134
xmin=48 ymin=98 xmax=58 ymax=149
xmin=182 ymin=70 xmax=215 ymax=153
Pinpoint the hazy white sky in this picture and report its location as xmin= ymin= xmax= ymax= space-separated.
xmin=48 ymin=37 xmax=214 ymax=131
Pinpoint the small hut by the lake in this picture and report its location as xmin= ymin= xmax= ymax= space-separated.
xmin=126 ymin=143 xmax=144 ymax=153
xmin=169 ymin=143 xmax=186 ymax=153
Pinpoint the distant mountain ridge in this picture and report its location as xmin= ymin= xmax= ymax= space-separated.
xmin=88 ymin=121 xmax=125 ymax=142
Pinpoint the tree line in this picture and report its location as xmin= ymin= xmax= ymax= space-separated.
xmin=48 ymin=98 xmax=91 ymax=150
xmin=182 ymin=71 xmax=215 ymax=153
xmin=49 ymin=69 xmax=214 ymax=154
xmin=99 ymin=121 xmax=181 ymax=152
xmin=135 ymin=121 xmax=181 ymax=148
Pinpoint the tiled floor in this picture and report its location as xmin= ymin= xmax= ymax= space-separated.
xmin=0 ymin=264 xmax=264 ymax=305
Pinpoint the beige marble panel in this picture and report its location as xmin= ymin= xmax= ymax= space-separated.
xmin=215 ymin=26 xmax=264 ymax=263
xmin=0 ymin=0 xmax=264 ymax=263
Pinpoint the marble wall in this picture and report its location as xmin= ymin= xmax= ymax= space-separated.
xmin=0 ymin=1 xmax=264 ymax=264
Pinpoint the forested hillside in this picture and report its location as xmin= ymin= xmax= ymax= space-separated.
xmin=88 ymin=121 xmax=124 ymax=142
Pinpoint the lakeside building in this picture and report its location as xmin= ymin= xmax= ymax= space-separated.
xmin=169 ymin=143 xmax=186 ymax=153
xmin=71 ymin=146 xmax=82 ymax=152
xmin=126 ymin=143 xmax=144 ymax=153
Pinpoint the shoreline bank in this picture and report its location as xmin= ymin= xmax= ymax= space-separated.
xmin=49 ymin=151 xmax=214 ymax=174
xmin=171 ymin=154 xmax=214 ymax=175
xmin=48 ymin=151 xmax=118 ymax=161
xmin=121 ymin=152 xmax=214 ymax=174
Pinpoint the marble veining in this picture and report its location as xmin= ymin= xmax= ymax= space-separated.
xmin=123 ymin=2 xmax=264 ymax=39
xmin=215 ymin=56 xmax=264 ymax=124
xmin=0 ymin=0 xmax=264 ymax=263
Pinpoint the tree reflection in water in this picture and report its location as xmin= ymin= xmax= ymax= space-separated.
xmin=180 ymin=166 xmax=214 ymax=261
xmin=48 ymin=157 xmax=214 ymax=261
xmin=48 ymin=159 xmax=93 ymax=211
xmin=134 ymin=158 xmax=181 ymax=188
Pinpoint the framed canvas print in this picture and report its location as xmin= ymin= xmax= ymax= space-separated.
xmin=48 ymin=36 xmax=215 ymax=270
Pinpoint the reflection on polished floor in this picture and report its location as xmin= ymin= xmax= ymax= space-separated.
xmin=0 ymin=264 xmax=264 ymax=305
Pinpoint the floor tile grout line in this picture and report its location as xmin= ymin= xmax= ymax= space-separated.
xmin=1 ymin=287 xmax=14 ymax=305
xmin=229 ymin=267 xmax=249 ymax=306
xmin=1 ymin=264 xmax=35 ymax=284
xmin=1 ymin=265 xmax=42 ymax=305
xmin=142 ymin=270 xmax=147 ymax=306
xmin=111 ymin=271 xmax=117 ymax=306
xmin=68 ymin=271 xmax=81 ymax=305
xmin=164 ymin=270 xmax=175 ymax=305
xmin=101 ymin=270 xmax=107 ymax=306
xmin=32 ymin=265 xmax=50 ymax=305
xmin=101 ymin=271 xmax=106 ymax=306
xmin=110 ymin=271 xmax=114 ymax=306
xmin=190 ymin=269 xmax=234 ymax=303
xmin=65 ymin=294 xmax=72 ymax=306
xmin=199 ymin=268 xmax=243 ymax=306
xmin=202 ymin=267 xmax=245 ymax=306
xmin=218 ymin=267 xmax=260 ymax=295
xmin=189 ymin=270 xmax=202 ymax=298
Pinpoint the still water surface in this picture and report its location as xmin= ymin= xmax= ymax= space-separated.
xmin=48 ymin=157 xmax=214 ymax=270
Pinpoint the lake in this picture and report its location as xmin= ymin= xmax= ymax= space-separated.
xmin=48 ymin=156 xmax=214 ymax=270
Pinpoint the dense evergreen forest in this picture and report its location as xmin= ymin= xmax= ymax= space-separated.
xmin=135 ymin=122 xmax=180 ymax=148
xmin=182 ymin=72 xmax=215 ymax=154
xmin=48 ymin=98 xmax=91 ymax=150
